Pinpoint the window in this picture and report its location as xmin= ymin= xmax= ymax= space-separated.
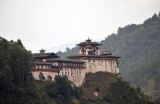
xmin=88 ymin=51 xmax=93 ymax=55
xmin=71 ymin=73 xmax=73 ymax=77
xmin=88 ymin=58 xmax=91 ymax=62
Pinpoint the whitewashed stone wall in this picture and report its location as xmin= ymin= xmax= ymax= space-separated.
xmin=32 ymin=71 xmax=58 ymax=81
xmin=81 ymin=58 xmax=119 ymax=74
xmin=59 ymin=67 xmax=86 ymax=86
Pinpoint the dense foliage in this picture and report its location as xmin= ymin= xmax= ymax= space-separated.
xmin=100 ymin=13 xmax=160 ymax=97
xmin=56 ymin=12 xmax=160 ymax=97
xmin=131 ymin=60 xmax=160 ymax=96
xmin=103 ymin=78 xmax=153 ymax=104
xmin=0 ymin=37 xmax=37 ymax=103
xmin=44 ymin=75 xmax=83 ymax=104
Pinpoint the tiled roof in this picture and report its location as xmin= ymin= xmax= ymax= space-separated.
xmin=77 ymin=41 xmax=102 ymax=46
xmin=35 ymin=62 xmax=51 ymax=65
xmin=67 ymin=54 xmax=121 ymax=58
xmin=33 ymin=52 xmax=59 ymax=58
xmin=47 ymin=58 xmax=85 ymax=63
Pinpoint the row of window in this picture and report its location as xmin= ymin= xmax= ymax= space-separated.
xmin=81 ymin=46 xmax=97 ymax=50
xmin=58 ymin=62 xmax=84 ymax=67
xmin=61 ymin=71 xmax=81 ymax=77
xmin=60 ymin=68 xmax=82 ymax=77
xmin=64 ymin=68 xmax=82 ymax=72
xmin=88 ymin=59 xmax=118 ymax=62
xmin=88 ymin=58 xmax=106 ymax=62
xmin=35 ymin=65 xmax=50 ymax=69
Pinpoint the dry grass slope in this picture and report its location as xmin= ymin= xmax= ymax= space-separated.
xmin=81 ymin=71 xmax=119 ymax=99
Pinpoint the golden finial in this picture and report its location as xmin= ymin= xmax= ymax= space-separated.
xmin=86 ymin=37 xmax=91 ymax=42
xmin=103 ymin=49 xmax=108 ymax=53
xmin=39 ymin=48 xmax=46 ymax=53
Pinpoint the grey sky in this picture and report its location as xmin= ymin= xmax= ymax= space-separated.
xmin=0 ymin=0 xmax=160 ymax=52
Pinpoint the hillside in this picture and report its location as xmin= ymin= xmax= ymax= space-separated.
xmin=0 ymin=37 xmax=154 ymax=103
xmin=81 ymin=72 xmax=119 ymax=99
xmin=57 ymin=46 xmax=79 ymax=59
xmin=132 ymin=60 xmax=160 ymax=96
xmin=80 ymin=72 xmax=154 ymax=104
xmin=56 ymin=12 xmax=160 ymax=97
xmin=100 ymin=13 xmax=160 ymax=96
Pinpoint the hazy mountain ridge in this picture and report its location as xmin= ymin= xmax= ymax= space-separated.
xmin=46 ymin=40 xmax=82 ymax=53
xmin=57 ymin=13 xmax=160 ymax=98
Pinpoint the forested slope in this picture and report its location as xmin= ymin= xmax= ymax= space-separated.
xmin=57 ymin=13 xmax=160 ymax=97
xmin=0 ymin=37 xmax=56 ymax=103
xmin=100 ymin=13 xmax=160 ymax=96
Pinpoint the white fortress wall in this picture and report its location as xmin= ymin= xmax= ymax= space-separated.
xmin=81 ymin=57 xmax=119 ymax=74
xmin=32 ymin=71 xmax=58 ymax=81
xmin=59 ymin=66 xmax=86 ymax=86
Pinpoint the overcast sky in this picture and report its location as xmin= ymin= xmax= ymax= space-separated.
xmin=0 ymin=0 xmax=160 ymax=52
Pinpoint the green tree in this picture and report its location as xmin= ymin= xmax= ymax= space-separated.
xmin=0 ymin=37 xmax=34 ymax=103
xmin=39 ymin=72 xmax=45 ymax=80
xmin=47 ymin=75 xmax=52 ymax=80
xmin=103 ymin=78 xmax=154 ymax=104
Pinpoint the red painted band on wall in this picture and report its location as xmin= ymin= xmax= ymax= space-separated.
xmin=32 ymin=69 xmax=59 ymax=73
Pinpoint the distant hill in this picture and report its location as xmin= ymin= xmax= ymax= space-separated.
xmin=46 ymin=40 xmax=82 ymax=53
xmin=57 ymin=12 xmax=160 ymax=98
